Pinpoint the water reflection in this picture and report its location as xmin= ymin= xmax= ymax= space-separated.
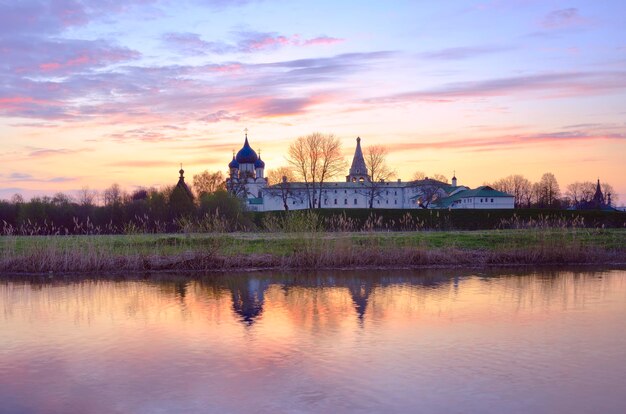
xmin=1 ymin=268 xmax=625 ymax=414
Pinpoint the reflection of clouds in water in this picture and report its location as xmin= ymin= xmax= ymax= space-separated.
xmin=0 ymin=269 xmax=625 ymax=414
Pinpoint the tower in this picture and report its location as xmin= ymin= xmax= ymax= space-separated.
xmin=593 ymin=179 xmax=604 ymax=205
xmin=451 ymin=171 xmax=457 ymax=187
xmin=234 ymin=130 xmax=258 ymax=179
xmin=255 ymin=151 xmax=265 ymax=179
xmin=346 ymin=137 xmax=370 ymax=182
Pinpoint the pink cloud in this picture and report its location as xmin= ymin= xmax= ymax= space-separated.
xmin=302 ymin=36 xmax=344 ymax=46
xmin=368 ymin=71 xmax=626 ymax=104
xmin=387 ymin=130 xmax=626 ymax=153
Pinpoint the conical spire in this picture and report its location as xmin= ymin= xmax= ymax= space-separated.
xmin=593 ymin=178 xmax=604 ymax=204
xmin=348 ymin=137 xmax=367 ymax=177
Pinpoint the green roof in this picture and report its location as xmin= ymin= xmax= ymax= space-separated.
xmin=455 ymin=186 xmax=514 ymax=198
xmin=432 ymin=186 xmax=513 ymax=208
xmin=248 ymin=197 xmax=264 ymax=205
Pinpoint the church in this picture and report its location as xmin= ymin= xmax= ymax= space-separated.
xmin=225 ymin=133 xmax=515 ymax=211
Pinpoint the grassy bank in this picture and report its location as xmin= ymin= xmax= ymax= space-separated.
xmin=0 ymin=228 xmax=624 ymax=274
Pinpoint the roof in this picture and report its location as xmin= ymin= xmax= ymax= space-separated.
xmin=174 ymin=169 xmax=194 ymax=200
xmin=431 ymin=186 xmax=513 ymax=208
xmin=248 ymin=197 xmax=264 ymax=205
xmin=254 ymin=156 xmax=265 ymax=168
xmin=454 ymin=186 xmax=514 ymax=198
xmin=347 ymin=137 xmax=368 ymax=178
xmin=235 ymin=135 xmax=258 ymax=164
xmin=228 ymin=156 xmax=239 ymax=169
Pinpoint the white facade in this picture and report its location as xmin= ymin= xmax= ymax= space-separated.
xmin=226 ymin=135 xmax=514 ymax=211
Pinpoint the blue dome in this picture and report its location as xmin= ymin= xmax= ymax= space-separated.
xmin=235 ymin=136 xmax=258 ymax=164
xmin=228 ymin=156 xmax=239 ymax=169
xmin=254 ymin=156 xmax=265 ymax=169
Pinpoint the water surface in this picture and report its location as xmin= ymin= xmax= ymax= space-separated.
xmin=1 ymin=268 xmax=625 ymax=413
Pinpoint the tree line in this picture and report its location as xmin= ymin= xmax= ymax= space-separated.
xmin=1 ymin=132 xmax=620 ymax=234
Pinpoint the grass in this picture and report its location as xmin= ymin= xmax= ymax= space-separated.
xmin=0 ymin=228 xmax=624 ymax=274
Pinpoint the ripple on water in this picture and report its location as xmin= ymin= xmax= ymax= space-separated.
xmin=1 ymin=268 xmax=626 ymax=414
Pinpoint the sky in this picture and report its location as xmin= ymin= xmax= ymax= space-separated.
xmin=1 ymin=0 xmax=625 ymax=202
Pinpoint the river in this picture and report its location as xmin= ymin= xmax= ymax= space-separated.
xmin=1 ymin=268 xmax=625 ymax=413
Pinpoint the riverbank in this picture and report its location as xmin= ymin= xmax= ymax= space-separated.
xmin=1 ymin=228 xmax=624 ymax=274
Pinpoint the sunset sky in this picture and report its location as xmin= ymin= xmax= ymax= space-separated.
xmin=1 ymin=0 xmax=625 ymax=202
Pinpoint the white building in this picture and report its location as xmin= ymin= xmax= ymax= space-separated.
xmin=226 ymin=133 xmax=514 ymax=211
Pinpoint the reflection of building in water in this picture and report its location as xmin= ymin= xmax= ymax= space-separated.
xmin=346 ymin=278 xmax=374 ymax=322
xmin=228 ymin=277 xmax=271 ymax=326
xmin=280 ymin=273 xmax=454 ymax=322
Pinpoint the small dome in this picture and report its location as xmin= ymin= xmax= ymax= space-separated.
xmin=254 ymin=156 xmax=265 ymax=169
xmin=235 ymin=136 xmax=258 ymax=164
xmin=229 ymin=156 xmax=239 ymax=169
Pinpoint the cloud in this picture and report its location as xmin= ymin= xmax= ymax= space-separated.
xmin=541 ymin=8 xmax=586 ymax=29
xmin=4 ymin=172 xmax=76 ymax=183
xmin=107 ymin=127 xmax=181 ymax=143
xmin=162 ymin=30 xmax=344 ymax=56
xmin=2 ymin=50 xmax=393 ymax=124
xmin=27 ymin=147 xmax=92 ymax=158
xmin=162 ymin=32 xmax=234 ymax=55
xmin=108 ymin=160 xmax=177 ymax=168
xmin=302 ymin=36 xmax=344 ymax=46
xmin=200 ymin=110 xmax=242 ymax=123
xmin=368 ymin=71 xmax=626 ymax=103
xmin=387 ymin=129 xmax=626 ymax=153
xmin=418 ymin=45 xmax=516 ymax=60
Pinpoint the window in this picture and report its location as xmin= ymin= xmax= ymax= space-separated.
xmin=344 ymin=190 xmax=347 ymax=194
xmin=292 ymin=200 xmax=296 ymax=205
xmin=386 ymin=200 xmax=389 ymax=204
xmin=480 ymin=198 xmax=483 ymax=202
xmin=377 ymin=200 xmax=380 ymax=204
xmin=394 ymin=199 xmax=397 ymax=205
xmin=394 ymin=191 xmax=397 ymax=195
xmin=324 ymin=199 xmax=328 ymax=205
xmin=334 ymin=199 xmax=337 ymax=205
xmin=344 ymin=199 xmax=348 ymax=205
xmin=491 ymin=198 xmax=494 ymax=203
xmin=354 ymin=198 xmax=357 ymax=205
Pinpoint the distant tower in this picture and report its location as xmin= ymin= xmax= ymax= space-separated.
xmin=346 ymin=137 xmax=370 ymax=182
xmin=593 ymin=179 xmax=604 ymax=205
xmin=234 ymin=129 xmax=258 ymax=179
xmin=228 ymin=151 xmax=239 ymax=178
xmin=255 ymin=150 xmax=265 ymax=179
xmin=451 ymin=171 xmax=457 ymax=187
xmin=169 ymin=165 xmax=195 ymax=215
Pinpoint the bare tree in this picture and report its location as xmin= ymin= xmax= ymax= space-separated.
xmin=77 ymin=186 xmax=98 ymax=206
xmin=602 ymin=183 xmax=618 ymax=205
xmin=11 ymin=193 xmax=24 ymax=204
xmin=538 ymin=172 xmax=560 ymax=207
xmin=363 ymin=145 xmax=394 ymax=208
xmin=432 ymin=173 xmax=449 ymax=184
xmin=103 ymin=183 xmax=123 ymax=206
xmin=491 ymin=175 xmax=531 ymax=208
xmin=287 ymin=132 xmax=346 ymax=209
xmin=268 ymin=167 xmax=295 ymax=185
xmin=266 ymin=167 xmax=298 ymax=211
xmin=412 ymin=171 xmax=426 ymax=181
xmin=193 ymin=170 xmax=225 ymax=196
xmin=415 ymin=184 xmax=443 ymax=208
